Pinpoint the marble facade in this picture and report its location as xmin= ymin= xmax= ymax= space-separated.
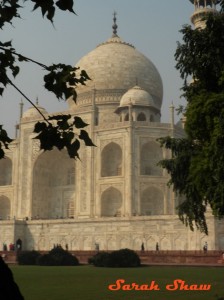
xmin=1 ymin=3 xmax=224 ymax=251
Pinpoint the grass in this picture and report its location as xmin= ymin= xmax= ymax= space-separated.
xmin=11 ymin=265 xmax=224 ymax=300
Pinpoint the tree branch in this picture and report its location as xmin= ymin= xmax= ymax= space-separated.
xmin=8 ymin=79 xmax=50 ymax=124
xmin=0 ymin=46 xmax=48 ymax=69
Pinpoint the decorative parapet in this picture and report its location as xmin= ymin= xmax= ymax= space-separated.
xmin=95 ymin=121 xmax=183 ymax=131
xmin=76 ymin=89 xmax=126 ymax=107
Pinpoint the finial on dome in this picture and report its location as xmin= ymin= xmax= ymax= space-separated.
xmin=112 ymin=11 xmax=118 ymax=37
xmin=36 ymin=97 xmax=39 ymax=105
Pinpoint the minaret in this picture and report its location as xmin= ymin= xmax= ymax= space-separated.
xmin=169 ymin=102 xmax=175 ymax=130
xmin=189 ymin=0 xmax=218 ymax=28
xmin=15 ymin=99 xmax=24 ymax=138
xmin=19 ymin=99 xmax=24 ymax=120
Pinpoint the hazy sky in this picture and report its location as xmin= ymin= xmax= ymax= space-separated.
xmin=0 ymin=0 xmax=194 ymax=137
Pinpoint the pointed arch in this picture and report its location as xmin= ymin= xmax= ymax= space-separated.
xmin=140 ymin=186 xmax=164 ymax=215
xmin=67 ymin=201 xmax=74 ymax=219
xmin=107 ymin=237 xmax=117 ymax=250
xmin=124 ymin=113 xmax=129 ymax=121
xmin=0 ymin=196 xmax=11 ymax=219
xmin=32 ymin=149 xmax=75 ymax=219
xmin=0 ymin=157 xmax=12 ymax=185
xmin=137 ymin=112 xmax=146 ymax=121
xmin=140 ymin=141 xmax=163 ymax=176
xmin=160 ymin=237 xmax=172 ymax=250
xmin=146 ymin=236 xmax=156 ymax=250
xmin=174 ymin=238 xmax=186 ymax=250
xmin=101 ymin=187 xmax=122 ymax=217
xmin=120 ymin=237 xmax=130 ymax=249
xmin=133 ymin=237 xmax=142 ymax=251
xmin=101 ymin=142 xmax=122 ymax=177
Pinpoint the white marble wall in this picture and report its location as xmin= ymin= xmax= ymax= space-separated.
xmin=0 ymin=214 xmax=221 ymax=251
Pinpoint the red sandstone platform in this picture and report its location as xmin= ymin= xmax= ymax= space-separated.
xmin=1 ymin=250 xmax=224 ymax=266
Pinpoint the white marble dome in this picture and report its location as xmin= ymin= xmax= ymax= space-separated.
xmin=71 ymin=33 xmax=163 ymax=109
xmin=22 ymin=105 xmax=48 ymax=120
xmin=119 ymin=85 xmax=155 ymax=107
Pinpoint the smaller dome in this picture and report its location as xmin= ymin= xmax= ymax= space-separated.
xmin=119 ymin=85 xmax=155 ymax=107
xmin=22 ymin=105 xmax=48 ymax=120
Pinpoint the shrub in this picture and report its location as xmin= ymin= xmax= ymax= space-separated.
xmin=17 ymin=247 xmax=79 ymax=266
xmin=36 ymin=253 xmax=57 ymax=266
xmin=108 ymin=248 xmax=141 ymax=268
xmin=37 ymin=247 xmax=79 ymax=266
xmin=89 ymin=252 xmax=110 ymax=267
xmin=89 ymin=248 xmax=140 ymax=268
xmin=17 ymin=250 xmax=41 ymax=265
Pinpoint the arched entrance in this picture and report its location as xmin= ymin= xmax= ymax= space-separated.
xmin=101 ymin=187 xmax=122 ymax=217
xmin=32 ymin=149 xmax=75 ymax=219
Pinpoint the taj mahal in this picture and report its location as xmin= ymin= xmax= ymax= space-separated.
xmin=0 ymin=0 xmax=224 ymax=251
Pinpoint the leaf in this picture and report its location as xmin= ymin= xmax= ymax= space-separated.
xmin=56 ymin=0 xmax=77 ymax=14
xmin=33 ymin=122 xmax=47 ymax=133
xmin=12 ymin=65 xmax=19 ymax=77
xmin=0 ymin=2 xmax=22 ymax=28
xmin=0 ymin=126 xmax=13 ymax=151
xmin=0 ymin=41 xmax=12 ymax=47
xmin=18 ymin=54 xmax=28 ymax=62
xmin=73 ymin=116 xmax=89 ymax=128
xmin=80 ymin=69 xmax=91 ymax=80
xmin=79 ymin=130 xmax=96 ymax=147
xmin=34 ymin=132 xmax=53 ymax=151
xmin=31 ymin=0 xmax=52 ymax=12
xmin=67 ymin=139 xmax=80 ymax=159
xmin=0 ymin=128 xmax=13 ymax=144
xmin=48 ymin=114 xmax=71 ymax=121
xmin=33 ymin=125 xmax=58 ymax=151
xmin=53 ymin=135 xmax=65 ymax=150
xmin=47 ymin=6 xmax=55 ymax=22
xmin=44 ymin=64 xmax=89 ymax=101
xmin=57 ymin=119 xmax=70 ymax=130
xmin=63 ymin=131 xmax=75 ymax=145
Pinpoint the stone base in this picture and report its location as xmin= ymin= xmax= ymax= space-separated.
xmin=1 ymin=250 xmax=224 ymax=266
xmin=0 ymin=215 xmax=223 ymax=251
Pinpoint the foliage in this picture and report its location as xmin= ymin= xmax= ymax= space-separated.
xmin=159 ymin=8 xmax=224 ymax=234
xmin=108 ymin=248 xmax=141 ymax=268
xmin=0 ymin=0 xmax=76 ymax=28
xmin=0 ymin=124 xmax=13 ymax=159
xmin=36 ymin=253 xmax=57 ymax=266
xmin=174 ymin=13 xmax=224 ymax=100
xmin=33 ymin=115 xmax=95 ymax=159
xmin=89 ymin=248 xmax=141 ymax=268
xmin=0 ymin=0 xmax=94 ymax=159
xmin=37 ymin=247 xmax=79 ymax=266
xmin=17 ymin=248 xmax=79 ymax=266
xmin=17 ymin=250 xmax=41 ymax=265
xmin=88 ymin=252 xmax=110 ymax=267
xmin=218 ymin=0 xmax=224 ymax=12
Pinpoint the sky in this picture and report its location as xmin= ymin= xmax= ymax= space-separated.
xmin=0 ymin=0 xmax=194 ymax=137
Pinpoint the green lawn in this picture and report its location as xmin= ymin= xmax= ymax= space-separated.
xmin=11 ymin=265 xmax=224 ymax=300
